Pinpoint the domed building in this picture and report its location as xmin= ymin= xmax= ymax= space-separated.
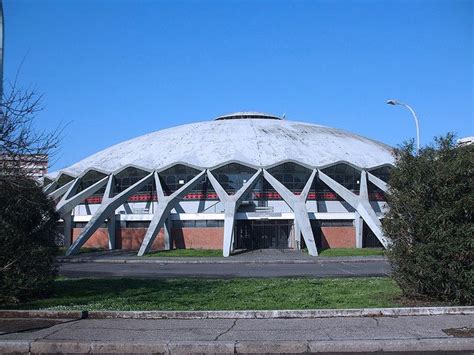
xmin=44 ymin=112 xmax=394 ymax=257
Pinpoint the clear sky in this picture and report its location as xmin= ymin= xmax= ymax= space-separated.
xmin=4 ymin=0 xmax=473 ymax=172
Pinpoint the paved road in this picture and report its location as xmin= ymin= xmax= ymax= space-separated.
xmin=1 ymin=315 xmax=472 ymax=353
xmin=59 ymin=260 xmax=390 ymax=279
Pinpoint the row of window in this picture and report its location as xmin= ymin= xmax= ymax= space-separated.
xmin=317 ymin=220 xmax=354 ymax=227
xmin=83 ymin=190 xmax=386 ymax=204
xmin=58 ymin=163 xmax=392 ymax=200
xmin=73 ymin=220 xmax=354 ymax=229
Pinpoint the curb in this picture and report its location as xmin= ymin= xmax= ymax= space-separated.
xmin=56 ymin=256 xmax=388 ymax=264
xmin=1 ymin=306 xmax=473 ymax=320
xmin=1 ymin=338 xmax=473 ymax=354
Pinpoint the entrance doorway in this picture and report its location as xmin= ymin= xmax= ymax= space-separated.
xmin=234 ymin=220 xmax=292 ymax=250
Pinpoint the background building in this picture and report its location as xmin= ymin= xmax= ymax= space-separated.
xmin=44 ymin=112 xmax=394 ymax=256
xmin=1 ymin=153 xmax=48 ymax=182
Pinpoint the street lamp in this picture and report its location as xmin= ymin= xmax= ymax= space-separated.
xmin=386 ymin=99 xmax=420 ymax=152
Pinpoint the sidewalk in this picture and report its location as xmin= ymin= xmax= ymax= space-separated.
xmin=1 ymin=311 xmax=472 ymax=353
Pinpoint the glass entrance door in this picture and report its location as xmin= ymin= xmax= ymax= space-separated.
xmin=234 ymin=220 xmax=291 ymax=250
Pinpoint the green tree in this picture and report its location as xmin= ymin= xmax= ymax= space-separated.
xmin=0 ymin=178 xmax=59 ymax=303
xmin=383 ymin=134 xmax=473 ymax=305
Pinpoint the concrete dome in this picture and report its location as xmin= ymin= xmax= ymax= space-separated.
xmin=54 ymin=114 xmax=394 ymax=177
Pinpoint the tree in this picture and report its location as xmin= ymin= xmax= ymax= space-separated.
xmin=0 ymin=178 xmax=59 ymax=303
xmin=0 ymin=85 xmax=61 ymax=303
xmin=383 ymin=134 xmax=473 ymax=305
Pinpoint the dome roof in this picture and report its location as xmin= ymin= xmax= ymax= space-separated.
xmin=53 ymin=115 xmax=394 ymax=177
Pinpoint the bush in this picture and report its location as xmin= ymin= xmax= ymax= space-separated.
xmin=0 ymin=178 xmax=59 ymax=304
xmin=383 ymin=134 xmax=473 ymax=305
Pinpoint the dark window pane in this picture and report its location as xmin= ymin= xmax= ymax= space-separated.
xmin=211 ymin=163 xmax=257 ymax=195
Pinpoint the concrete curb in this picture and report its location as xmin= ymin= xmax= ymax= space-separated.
xmin=1 ymin=306 xmax=473 ymax=320
xmin=56 ymin=255 xmax=388 ymax=264
xmin=0 ymin=338 xmax=473 ymax=354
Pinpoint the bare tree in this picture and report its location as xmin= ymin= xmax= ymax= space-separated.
xmin=0 ymin=81 xmax=61 ymax=184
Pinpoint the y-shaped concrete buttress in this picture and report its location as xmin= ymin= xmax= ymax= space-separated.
xmin=206 ymin=169 xmax=263 ymax=257
xmin=66 ymin=172 xmax=154 ymax=255
xmin=318 ymin=170 xmax=389 ymax=248
xmin=137 ymin=170 xmax=206 ymax=256
xmin=263 ymin=169 xmax=318 ymax=256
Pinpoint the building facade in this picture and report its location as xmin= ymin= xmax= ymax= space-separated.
xmin=44 ymin=112 xmax=394 ymax=256
xmin=1 ymin=154 xmax=48 ymax=182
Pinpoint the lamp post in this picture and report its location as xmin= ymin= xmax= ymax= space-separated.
xmin=386 ymin=99 xmax=420 ymax=152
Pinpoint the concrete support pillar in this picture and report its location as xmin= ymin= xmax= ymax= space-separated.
xmin=263 ymin=169 xmax=318 ymax=256
xmin=367 ymin=172 xmax=388 ymax=192
xmin=63 ymin=213 xmax=72 ymax=248
xmin=67 ymin=172 xmax=154 ymax=256
xmin=107 ymin=214 xmax=116 ymax=250
xmin=206 ymin=169 xmax=263 ymax=257
xmin=222 ymin=202 xmax=236 ymax=257
xmin=56 ymin=175 xmax=109 ymax=216
xmin=138 ymin=170 xmax=206 ymax=256
xmin=163 ymin=219 xmax=172 ymax=250
xmin=318 ymin=170 xmax=389 ymax=248
xmin=294 ymin=220 xmax=301 ymax=250
xmin=354 ymin=212 xmax=363 ymax=248
xmin=47 ymin=179 xmax=75 ymax=200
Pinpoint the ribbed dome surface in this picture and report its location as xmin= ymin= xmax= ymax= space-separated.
xmin=54 ymin=117 xmax=394 ymax=177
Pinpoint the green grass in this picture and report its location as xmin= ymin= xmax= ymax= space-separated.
xmin=2 ymin=277 xmax=401 ymax=311
xmin=318 ymin=248 xmax=385 ymax=257
xmin=145 ymin=249 xmax=223 ymax=257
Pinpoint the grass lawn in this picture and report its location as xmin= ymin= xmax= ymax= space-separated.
xmin=2 ymin=277 xmax=401 ymax=311
xmin=318 ymin=248 xmax=385 ymax=257
xmin=145 ymin=249 xmax=222 ymax=257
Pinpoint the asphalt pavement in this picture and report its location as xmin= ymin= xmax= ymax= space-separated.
xmin=1 ymin=314 xmax=472 ymax=353
xmin=58 ymin=249 xmax=391 ymax=279
xmin=59 ymin=259 xmax=390 ymax=279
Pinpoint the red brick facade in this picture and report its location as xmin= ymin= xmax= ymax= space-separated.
xmin=320 ymin=226 xmax=356 ymax=248
xmin=71 ymin=225 xmax=356 ymax=251
xmin=72 ymin=227 xmax=224 ymax=251
xmin=172 ymin=227 xmax=223 ymax=250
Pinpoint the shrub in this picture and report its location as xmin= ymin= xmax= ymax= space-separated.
xmin=0 ymin=178 xmax=59 ymax=304
xmin=383 ymin=134 xmax=473 ymax=305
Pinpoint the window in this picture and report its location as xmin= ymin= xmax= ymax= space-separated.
xmin=195 ymin=220 xmax=206 ymax=228
xmin=158 ymin=164 xmax=201 ymax=195
xmin=56 ymin=174 xmax=75 ymax=188
xmin=126 ymin=221 xmax=150 ymax=228
xmin=319 ymin=220 xmax=353 ymax=227
xmin=211 ymin=163 xmax=257 ymax=194
xmin=113 ymin=167 xmax=153 ymax=196
xmin=172 ymin=220 xmax=224 ymax=228
xmin=369 ymin=166 xmax=392 ymax=183
xmin=74 ymin=222 xmax=106 ymax=228
xmin=267 ymin=162 xmax=312 ymax=193
xmin=321 ymin=163 xmax=361 ymax=194
xmin=75 ymin=170 xmax=107 ymax=196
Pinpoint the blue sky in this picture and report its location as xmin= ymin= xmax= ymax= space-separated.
xmin=4 ymin=0 xmax=473 ymax=172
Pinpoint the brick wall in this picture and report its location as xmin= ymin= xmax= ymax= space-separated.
xmin=71 ymin=227 xmax=224 ymax=251
xmin=72 ymin=228 xmax=109 ymax=249
xmin=320 ymin=226 xmax=356 ymax=248
xmin=172 ymin=227 xmax=224 ymax=250
xmin=71 ymin=225 xmax=354 ymax=251
xmin=117 ymin=228 xmax=164 ymax=251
